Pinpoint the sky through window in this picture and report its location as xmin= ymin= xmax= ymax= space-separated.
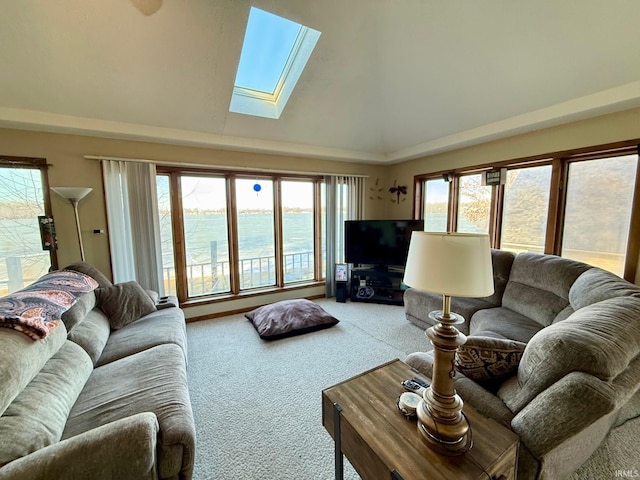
xmin=234 ymin=7 xmax=302 ymax=94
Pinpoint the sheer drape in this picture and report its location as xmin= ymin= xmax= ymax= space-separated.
xmin=102 ymin=160 xmax=164 ymax=294
xmin=324 ymin=175 xmax=365 ymax=297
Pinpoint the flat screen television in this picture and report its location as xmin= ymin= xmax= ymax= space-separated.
xmin=345 ymin=219 xmax=424 ymax=268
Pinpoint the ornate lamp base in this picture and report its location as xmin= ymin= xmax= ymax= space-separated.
xmin=416 ymin=396 xmax=472 ymax=455
xmin=416 ymin=301 xmax=472 ymax=455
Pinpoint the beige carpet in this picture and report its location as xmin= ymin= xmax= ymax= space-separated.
xmin=186 ymin=298 xmax=639 ymax=480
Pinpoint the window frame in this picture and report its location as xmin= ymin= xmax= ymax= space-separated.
xmin=157 ymin=166 xmax=325 ymax=304
xmin=0 ymin=156 xmax=58 ymax=271
xmin=421 ymin=176 xmax=451 ymax=232
xmin=497 ymin=162 xmax=554 ymax=254
xmin=412 ymin=140 xmax=640 ymax=282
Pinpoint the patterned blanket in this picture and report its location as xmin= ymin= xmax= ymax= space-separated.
xmin=0 ymin=270 xmax=99 ymax=340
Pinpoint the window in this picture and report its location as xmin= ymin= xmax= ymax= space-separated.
xmin=457 ymin=174 xmax=491 ymax=234
xmin=236 ymin=178 xmax=275 ymax=289
xmin=157 ymin=170 xmax=325 ymax=302
xmin=230 ymin=7 xmax=321 ymax=119
xmin=413 ymin=141 xmax=640 ymax=281
xmin=0 ymin=159 xmax=53 ymax=294
xmin=156 ymin=175 xmax=176 ymax=295
xmin=182 ymin=176 xmax=231 ymax=296
xmin=500 ymin=165 xmax=551 ymax=254
xmin=561 ymin=154 xmax=638 ymax=276
xmin=423 ymin=178 xmax=449 ymax=232
xmin=282 ymin=180 xmax=315 ymax=283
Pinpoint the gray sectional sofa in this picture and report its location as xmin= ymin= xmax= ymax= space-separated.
xmin=404 ymin=250 xmax=640 ymax=480
xmin=0 ymin=263 xmax=194 ymax=480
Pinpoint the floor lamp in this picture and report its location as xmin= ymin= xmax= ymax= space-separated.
xmin=403 ymin=232 xmax=494 ymax=455
xmin=51 ymin=187 xmax=93 ymax=262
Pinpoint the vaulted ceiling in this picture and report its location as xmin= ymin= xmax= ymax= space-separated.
xmin=1 ymin=0 xmax=639 ymax=164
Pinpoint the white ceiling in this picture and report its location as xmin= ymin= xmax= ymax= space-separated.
xmin=1 ymin=0 xmax=640 ymax=164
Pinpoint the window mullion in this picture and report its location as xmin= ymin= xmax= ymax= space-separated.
xmin=39 ymin=164 xmax=58 ymax=270
xmin=274 ymin=179 xmax=284 ymax=287
xmin=313 ymin=180 xmax=323 ymax=280
xmin=623 ymin=150 xmax=640 ymax=282
xmin=491 ymin=184 xmax=503 ymax=249
xmin=170 ymin=172 xmax=189 ymax=302
xmin=448 ymin=176 xmax=458 ymax=232
xmin=227 ymin=175 xmax=240 ymax=294
xmin=545 ymin=158 xmax=566 ymax=255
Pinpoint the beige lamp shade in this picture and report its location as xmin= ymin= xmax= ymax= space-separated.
xmin=403 ymin=232 xmax=494 ymax=298
xmin=51 ymin=187 xmax=93 ymax=262
xmin=51 ymin=187 xmax=93 ymax=203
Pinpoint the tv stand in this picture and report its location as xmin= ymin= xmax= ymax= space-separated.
xmin=350 ymin=266 xmax=405 ymax=306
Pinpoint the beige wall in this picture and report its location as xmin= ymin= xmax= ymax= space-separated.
xmin=2 ymin=106 xmax=639 ymax=314
xmin=387 ymin=107 xmax=640 ymax=284
xmin=0 ymin=127 xmax=386 ymax=316
xmin=387 ymin=107 xmax=640 ymax=219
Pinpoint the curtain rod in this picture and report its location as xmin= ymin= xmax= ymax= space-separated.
xmin=84 ymin=155 xmax=369 ymax=178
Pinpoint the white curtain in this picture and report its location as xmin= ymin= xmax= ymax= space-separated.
xmin=102 ymin=160 xmax=164 ymax=295
xmin=324 ymin=175 xmax=365 ymax=297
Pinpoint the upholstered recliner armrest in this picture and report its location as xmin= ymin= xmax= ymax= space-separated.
xmin=0 ymin=413 xmax=159 ymax=480
xmin=511 ymin=372 xmax=616 ymax=479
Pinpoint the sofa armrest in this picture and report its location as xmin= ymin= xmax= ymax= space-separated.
xmin=0 ymin=413 xmax=159 ymax=480
xmin=511 ymin=371 xmax=615 ymax=458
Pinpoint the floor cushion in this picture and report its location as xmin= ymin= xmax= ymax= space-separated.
xmin=245 ymin=299 xmax=339 ymax=340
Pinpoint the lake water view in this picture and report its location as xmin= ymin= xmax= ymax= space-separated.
xmin=0 ymin=212 xmax=316 ymax=293
xmin=163 ymin=212 xmax=314 ymax=264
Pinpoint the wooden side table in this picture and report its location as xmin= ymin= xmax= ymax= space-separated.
xmin=322 ymin=359 xmax=519 ymax=480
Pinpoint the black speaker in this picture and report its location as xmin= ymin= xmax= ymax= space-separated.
xmin=336 ymin=281 xmax=348 ymax=303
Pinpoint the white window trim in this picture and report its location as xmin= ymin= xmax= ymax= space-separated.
xmin=229 ymin=26 xmax=321 ymax=119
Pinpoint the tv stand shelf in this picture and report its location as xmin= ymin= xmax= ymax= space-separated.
xmin=350 ymin=267 xmax=405 ymax=306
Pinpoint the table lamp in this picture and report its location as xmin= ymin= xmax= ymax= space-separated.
xmin=51 ymin=187 xmax=93 ymax=262
xmin=403 ymin=232 xmax=494 ymax=455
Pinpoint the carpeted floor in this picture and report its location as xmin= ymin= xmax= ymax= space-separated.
xmin=186 ymin=298 xmax=640 ymax=480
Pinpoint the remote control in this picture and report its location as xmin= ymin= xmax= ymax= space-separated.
xmin=411 ymin=376 xmax=430 ymax=389
xmin=401 ymin=379 xmax=427 ymax=396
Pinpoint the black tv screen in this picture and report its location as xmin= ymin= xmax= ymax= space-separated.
xmin=345 ymin=219 xmax=424 ymax=267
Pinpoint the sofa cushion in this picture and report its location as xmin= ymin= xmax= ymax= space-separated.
xmin=404 ymin=289 xmax=494 ymax=335
xmin=455 ymin=335 xmax=527 ymax=384
xmin=505 ymin=296 xmax=640 ymax=414
xmin=95 ymin=281 xmax=157 ymax=329
xmin=0 ymin=270 xmax=98 ymax=340
xmin=0 ymin=340 xmax=93 ymax=467
xmin=0 ymin=323 xmax=67 ymax=416
xmin=569 ymin=267 xmax=640 ymax=311
xmin=67 ymin=308 xmax=111 ymax=366
xmin=470 ymin=307 xmax=544 ymax=344
xmin=483 ymin=249 xmax=516 ymax=306
xmin=245 ymin=299 xmax=339 ymax=340
xmin=61 ymin=291 xmax=97 ymax=332
xmin=501 ymin=252 xmax=590 ymax=328
xmin=63 ymin=262 xmax=113 ymax=288
xmin=63 ymin=344 xmax=195 ymax=480
xmin=96 ymin=307 xmax=187 ymax=366
xmin=0 ymin=413 xmax=159 ymax=480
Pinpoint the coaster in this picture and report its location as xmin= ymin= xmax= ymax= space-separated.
xmin=397 ymin=392 xmax=422 ymax=419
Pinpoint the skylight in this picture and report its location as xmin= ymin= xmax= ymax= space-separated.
xmin=229 ymin=7 xmax=321 ymax=119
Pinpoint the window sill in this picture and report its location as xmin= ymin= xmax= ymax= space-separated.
xmin=179 ymin=280 xmax=326 ymax=308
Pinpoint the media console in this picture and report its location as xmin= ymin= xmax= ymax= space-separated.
xmin=350 ymin=266 xmax=405 ymax=306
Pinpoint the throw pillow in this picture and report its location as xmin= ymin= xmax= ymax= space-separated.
xmin=95 ymin=281 xmax=157 ymax=329
xmin=245 ymin=299 xmax=339 ymax=340
xmin=455 ymin=336 xmax=526 ymax=384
